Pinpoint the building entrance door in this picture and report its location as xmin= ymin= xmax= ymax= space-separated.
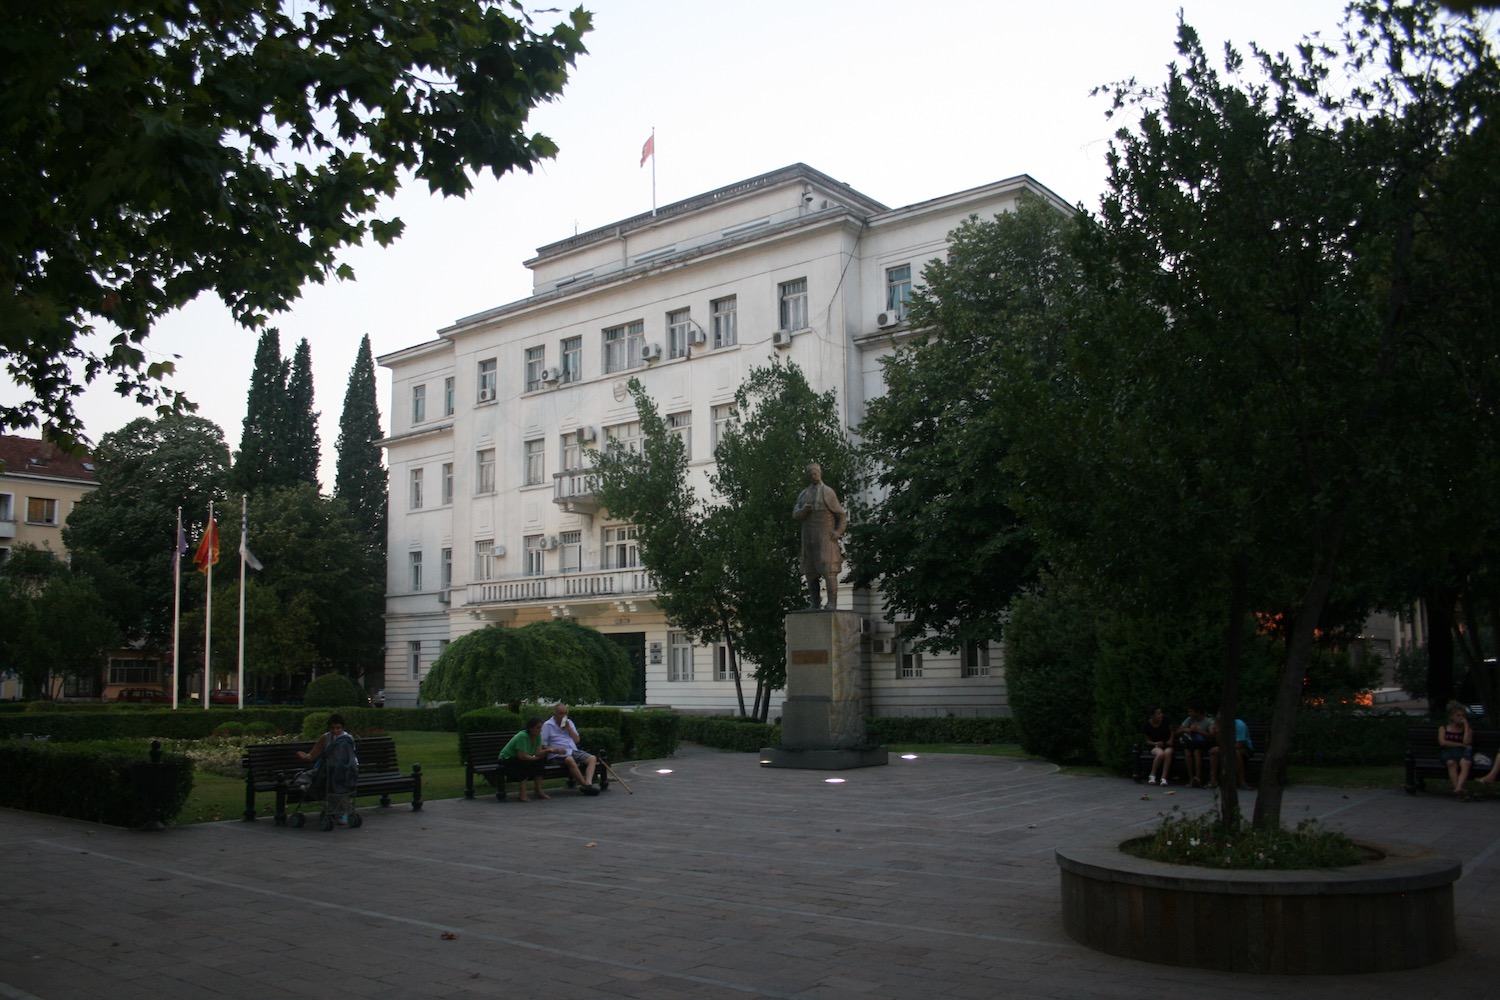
xmin=607 ymin=632 xmax=646 ymax=704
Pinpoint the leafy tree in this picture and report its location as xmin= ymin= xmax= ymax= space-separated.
xmin=420 ymin=621 xmax=627 ymax=715
xmin=303 ymin=672 xmax=368 ymax=708
xmin=196 ymin=577 xmax=320 ymax=692
xmin=852 ymin=195 xmax=1064 ymax=650
xmin=0 ymin=545 xmax=120 ymax=698
xmin=229 ymin=329 xmax=291 ymax=494
xmin=334 ymin=334 xmax=387 ymax=550
xmin=993 ymin=0 xmax=1500 ymax=830
xmin=63 ymin=415 xmax=230 ymax=649
xmin=1 ymin=1 xmax=591 ymax=440
xmin=589 ymin=362 xmax=862 ymax=720
xmin=285 ymin=339 xmax=321 ymax=487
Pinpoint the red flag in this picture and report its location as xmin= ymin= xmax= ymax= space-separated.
xmin=193 ymin=518 xmax=219 ymax=574
xmin=640 ymin=133 xmax=654 ymax=167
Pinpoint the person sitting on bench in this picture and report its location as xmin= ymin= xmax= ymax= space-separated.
xmin=500 ymin=716 xmax=555 ymax=802
xmin=541 ymin=702 xmax=599 ymax=795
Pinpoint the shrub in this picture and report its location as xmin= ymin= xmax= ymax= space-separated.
xmin=1004 ymin=577 xmax=1101 ymax=764
xmin=302 ymin=673 xmax=367 ymax=708
xmin=213 ymin=721 xmax=246 ymax=738
xmin=0 ymin=739 xmax=194 ymax=827
xmin=622 ymin=710 xmax=680 ymax=760
xmin=864 ymin=716 xmax=1016 ymax=745
xmin=679 ymin=716 xmax=779 ymax=752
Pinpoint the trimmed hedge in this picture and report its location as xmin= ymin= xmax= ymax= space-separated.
xmin=454 ymin=705 xmax=670 ymax=762
xmin=621 ymin=710 xmax=680 ymax=760
xmin=679 ymin=717 xmax=780 ymax=752
xmin=0 ymin=739 xmax=194 ymax=827
xmin=0 ymin=704 xmax=457 ymax=743
xmin=865 ymin=716 xmax=1017 ymax=745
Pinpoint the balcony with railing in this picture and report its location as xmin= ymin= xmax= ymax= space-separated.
xmin=553 ymin=468 xmax=601 ymax=515
xmin=465 ymin=565 xmax=656 ymax=616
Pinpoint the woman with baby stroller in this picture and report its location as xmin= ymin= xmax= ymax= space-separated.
xmin=290 ymin=713 xmax=362 ymax=830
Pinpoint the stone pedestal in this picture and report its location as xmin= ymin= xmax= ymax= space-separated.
xmin=761 ymin=610 xmax=888 ymax=770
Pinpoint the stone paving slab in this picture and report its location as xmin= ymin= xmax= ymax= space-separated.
xmin=2 ymin=743 xmax=1499 ymax=999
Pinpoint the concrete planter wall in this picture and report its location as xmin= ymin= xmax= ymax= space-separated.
xmin=1055 ymin=840 xmax=1459 ymax=974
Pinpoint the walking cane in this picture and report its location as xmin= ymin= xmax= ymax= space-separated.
xmin=601 ymin=759 xmax=633 ymax=794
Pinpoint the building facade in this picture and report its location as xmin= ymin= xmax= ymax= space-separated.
xmin=0 ymin=435 xmax=100 ymax=699
xmin=379 ymin=164 xmax=1073 ymax=715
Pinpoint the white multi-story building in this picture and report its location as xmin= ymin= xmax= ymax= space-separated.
xmin=379 ymin=163 xmax=1072 ymax=715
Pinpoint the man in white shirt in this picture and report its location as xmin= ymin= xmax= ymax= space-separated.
xmin=540 ymin=702 xmax=599 ymax=795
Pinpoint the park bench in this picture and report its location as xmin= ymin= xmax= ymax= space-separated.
xmin=242 ymin=735 xmax=422 ymax=824
xmin=1132 ymin=722 xmax=1276 ymax=787
xmin=461 ymin=730 xmax=608 ymax=802
xmin=1404 ymin=721 xmax=1500 ymax=795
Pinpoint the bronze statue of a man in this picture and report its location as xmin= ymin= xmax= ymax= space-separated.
xmin=792 ymin=462 xmax=847 ymax=610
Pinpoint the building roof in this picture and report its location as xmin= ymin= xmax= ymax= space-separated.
xmin=0 ymin=435 xmax=99 ymax=483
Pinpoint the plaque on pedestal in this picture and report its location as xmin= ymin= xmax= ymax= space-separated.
xmin=761 ymin=610 xmax=888 ymax=770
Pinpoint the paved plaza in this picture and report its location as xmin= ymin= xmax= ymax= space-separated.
xmin=2 ymin=743 xmax=1499 ymax=999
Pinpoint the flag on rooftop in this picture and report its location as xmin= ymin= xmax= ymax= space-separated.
xmin=640 ymin=132 xmax=654 ymax=167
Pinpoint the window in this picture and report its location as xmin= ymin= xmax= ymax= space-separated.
xmin=667 ymin=411 xmax=692 ymax=461
xmin=715 ymin=643 xmax=734 ymax=681
xmin=561 ymin=434 xmax=582 ymax=473
xmin=409 ymin=640 xmax=422 ymax=680
xmin=443 ymin=376 xmax=456 ymax=416
xmin=668 ymin=632 xmax=694 ymax=682
xmin=560 ymin=336 xmax=582 ymax=384
xmin=559 ymin=530 xmax=582 ymax=574
xmin=26 ymin=497 xmax=58 ymax=525
xmin=667 ymin=308 xmax=692 ymax=359
xmin=476 ymin=449 xmax=496 ymax=494
xmin=409 ymin=468 xmax=424 ymax=509
xmin=0 ymin=493 xmax=12 ymax=521
xmin=108 ymin=658 xmax=161 ymax=685
xmin=440 ymin=548 xmax=452 ymax=591
xmin=473 ymin=540 xmax=495 ymax=581
xmin=899 ymin=626 xmax=923 ymax=678
xmin=605 ymin=420 xmax=642 ymax=455
xmin=604 ymin=321 xmax=644 ymax=373
xmin=409 ymin=550 xmax=423 ymax=591
xmin=411 ymin=384 xmax=426 ymax=424
xmin=441 ymin=463 xmax=454 ymax=506
xmin=524 ymin=534 xmax=545 ymax=576
xmin=603 ymin=524 xmax=638 ymax=569
xmin=477 ymin=358 xmax=498 ymax=402
xmin=886 ymin=264 xmax=912 ymax=319
xmin=962 ymin=641 xmax=991 ymax=678
xmin=524 ymin=345 xmax=545 ymax=392
xmin=524 ymin=438 xmax=544 ymax=486
xmin=710 ymin=296 xmax=737 ymax=349
xmin=779 ymin=278 xmax=808 ymax=331
xmin=711 ymin=404 xmax=737 ymax=450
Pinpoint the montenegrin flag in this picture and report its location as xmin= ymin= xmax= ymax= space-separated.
xmin=640 ymin=132 xmax=654 ymax=167
xmin=193 ymin=518 xmax=220 ymax=574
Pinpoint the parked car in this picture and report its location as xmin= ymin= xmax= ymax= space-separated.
xmin=371 ymin=689 xmax=385 ymax=708
xmin=209 ymin=689 xmax=239 ymax=706
xmin=116 ymin=688 xmax=169 ymax=704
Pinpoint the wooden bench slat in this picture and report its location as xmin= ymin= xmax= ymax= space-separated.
xmin=459 ymin=730 xmax=608 ymax=801
xmin=242 ymin=735 xmax=422 ymax=823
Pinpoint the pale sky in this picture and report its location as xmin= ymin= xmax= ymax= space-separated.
xmin=33 ymin=0 xmax=1361 ymax=484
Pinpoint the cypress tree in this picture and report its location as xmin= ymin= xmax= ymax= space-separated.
xmin=335 ymin=334 xmax=387 ymax=548
xmin=285 ymin=338 xmax=321 ymax=487
xmin=231 ymin=328 xmax=289 ymax=493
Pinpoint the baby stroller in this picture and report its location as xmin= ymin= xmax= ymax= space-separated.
xmin=288 ymin=731 xmax=362 ymax=831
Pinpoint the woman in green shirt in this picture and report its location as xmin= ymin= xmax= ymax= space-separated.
xmin=500 ymin=717 xmax=554 ymax=802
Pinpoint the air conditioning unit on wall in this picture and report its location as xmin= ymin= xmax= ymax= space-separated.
xmin=576 ymin=425 xmax=598 ymax=443
xmin=772 ymin=331 xmax=794 ymax=348
xmin=875 ymin=309 xmax=903 ymax=329
xmin=688 ymin=328 xmax=707 ymax=346
xmin=539 ymin=536 xmax=560 ymax=551
xmin=541 ymin=367 xmax=561 ymax=384
xmin=641 ymin=343 xmax=663 ymax=363
xmin=871 ymin=637 xmax=896 ymax=654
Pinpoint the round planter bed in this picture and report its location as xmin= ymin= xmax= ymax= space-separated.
xmin=1055 ymin=839 xmax=1459 ymax=973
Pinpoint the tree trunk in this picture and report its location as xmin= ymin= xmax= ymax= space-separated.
xmin=1254 ymin=545 xmax=1341 ymax=830
xmin=725 ymin=636 xmax=748 ymax=717
xmin=1424 ymin=583 xmax=1456 ymax=717
xmin=1215 ymin=554 xmax=1249 ymax=826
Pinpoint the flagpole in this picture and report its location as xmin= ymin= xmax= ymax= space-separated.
xmin=237 ymin=496 xmax=247 ymax=710
xmin=172 ymin=507 xmax=183 ymax=711
xmin=650 ymin=126 xmax=657 ymax=215
xmin=203 ymin=500 xmax=213 ymax=710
